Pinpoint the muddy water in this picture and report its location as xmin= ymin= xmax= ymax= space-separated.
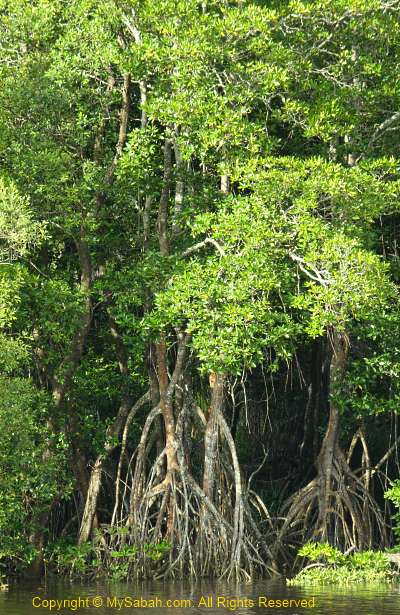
xmin=1 ymin=577 xmax=399 ymax=615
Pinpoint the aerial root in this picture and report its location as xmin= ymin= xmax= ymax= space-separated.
xmin=274 ymin=445 xmax=388 ymax=564
xmin=108 ymin=403 xmax=271 ymax=580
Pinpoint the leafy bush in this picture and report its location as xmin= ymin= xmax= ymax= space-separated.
xmin=45 ymin=535 xmax=171 ymax=580
xmin=384 ymin=481 xmax=400 ymax=539
xmin=0 ymin=378 xmax=71 ymax=572
xmin=298 ymin=542 xmax=345 ymax=565
xmin=46 ymin=541 xmax=96 ymax=576
xmin=288 ymin=542 xmax=394 ymax=586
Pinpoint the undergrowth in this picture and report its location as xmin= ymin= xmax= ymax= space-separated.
xmin=288 ymin=542 xmax=400 ymax=586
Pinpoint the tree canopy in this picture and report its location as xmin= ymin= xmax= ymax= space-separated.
xmin=1 ymin=0 xmax=400 ymax=580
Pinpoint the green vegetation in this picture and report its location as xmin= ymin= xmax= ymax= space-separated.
xmin=45 ymin=537 xmax=171 ymax=580
xmin=1 ymin=0 xmax=400 ymax=582
xmin=289 ymin=542 xmax=397 ymax=585
xmin=385 ymin=482 xmax=400 ymax=540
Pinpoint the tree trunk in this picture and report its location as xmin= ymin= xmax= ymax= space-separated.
xmin=156 ymin=337 xmax=179 ymax=476
xmin=315 ymin=329 xmax=348 ymax=540
xmin=203 ymin=372 xmax=225 ymax=500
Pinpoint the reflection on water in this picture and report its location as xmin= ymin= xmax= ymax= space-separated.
xmin=1 ymin=577 xmax=400 ymax=615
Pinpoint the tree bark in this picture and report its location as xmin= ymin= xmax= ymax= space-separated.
xmin=156 ymin=337 xmax=179 ymax=475
xmin=315 ymin=329 xmax=348 ymax=539
xmin=203 ymin=372 xmax=226 ymax=500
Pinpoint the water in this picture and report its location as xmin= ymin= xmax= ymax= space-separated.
xmin=1 ymin=578 xmax=400 ymax=615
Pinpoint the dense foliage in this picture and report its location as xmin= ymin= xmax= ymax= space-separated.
xmin=1 ymin=0 xmax=400 ymax=580
xmin=289 ymin=542 xmax=396 ymax=585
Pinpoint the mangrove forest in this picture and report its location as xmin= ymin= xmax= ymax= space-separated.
xmin=1 ymin=0 xmax=400 ymax=583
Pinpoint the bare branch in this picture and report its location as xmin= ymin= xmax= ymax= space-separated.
xmin=183 ymin=237 xmax=226 ymax=258
xmin=289 ymin=252 xmax=329 ymax=287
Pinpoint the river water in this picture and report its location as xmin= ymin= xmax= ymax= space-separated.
xmin=1 ymin=577 xmax=400 ymax=615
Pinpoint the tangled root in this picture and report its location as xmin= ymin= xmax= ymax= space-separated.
xmin=274 ymin=444 xmax=388 ymax=566
xmin=109 ymin=403 xmax=274 ymax=580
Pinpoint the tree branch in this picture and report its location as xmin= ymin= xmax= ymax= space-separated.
xmin=105 ymin=73 xmax=131 ymax=184
xmin=158 ymin=138 xmax=173 ymax=257
xmin=289 ymin=252 xmax=329 ymax=287
xmin=183 ymin=237 xmax=226 ymax=258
